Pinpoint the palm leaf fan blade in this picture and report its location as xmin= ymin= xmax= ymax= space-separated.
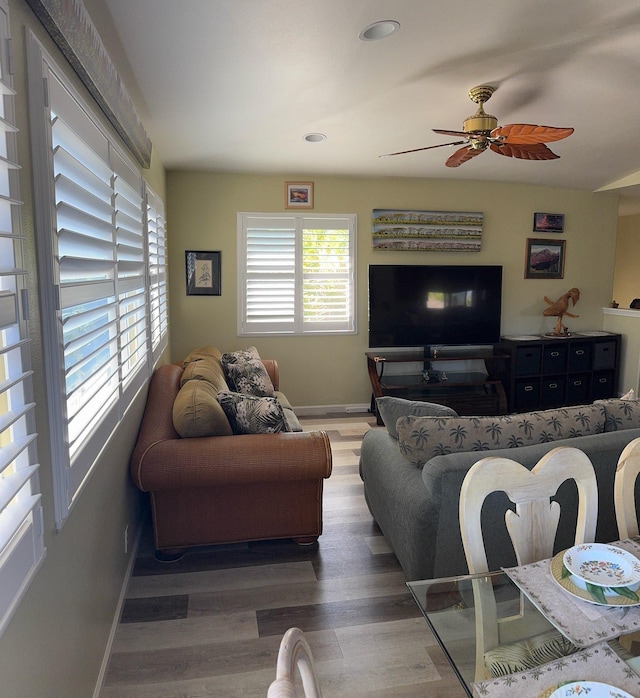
xmin=446 ymin=146 xmax=484 ymax=167
xmin=492 ymin=124 xmax=574 ymax=144
xmin=490 ymin=142 xmax=560 ymax=160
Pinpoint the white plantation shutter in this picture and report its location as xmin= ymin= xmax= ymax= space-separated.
xmin=146 ymin=187 xmax=168 ymax=362
xmin=27 ymin=33 xmax=165 ymax=526
xmin=242 ymin=216 xmax=296 ymax=333
xmin=114 ymin=150 xmax=146 ymax=399
xmin=0 ymin=1 xmax=45 ymax=638
xmin=238 ymin=213 xmax=356 ymax=336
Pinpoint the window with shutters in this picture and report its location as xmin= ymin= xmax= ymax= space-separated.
xmin=0 ymin=2 xmax=45 ymax=638
xmin=27 ymin=32 xmax=168 ymax=527
xmin=237 ymin=213 xmax=356 ymax=336
xmin=147 ymin=187 xmax=168 ymax=363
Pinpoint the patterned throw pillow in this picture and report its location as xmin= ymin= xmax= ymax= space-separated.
xmin=375 ymin=396 xmax=457 ymax=439
xmin=595 ymin=398 xmax=640 ymax=432
xmin=217 ymin=391 xmax=289 ymax=434
xmin=221 ymin=346 xmax=275 ymax=397
xmin=396 ymin=403 xmax=606 ymax=466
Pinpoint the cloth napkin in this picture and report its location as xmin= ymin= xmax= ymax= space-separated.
xmin=472 ymin=640 xmax=640 ymax=698
xmin=503 ymin=539 xmax=640 ymax=648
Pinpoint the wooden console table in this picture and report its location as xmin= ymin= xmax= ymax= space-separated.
xmin=366 ymin=350 xmax=509 ymax=424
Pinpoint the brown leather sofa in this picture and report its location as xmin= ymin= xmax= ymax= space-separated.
xmin=131 ymin=352 xmax=332 ymax=558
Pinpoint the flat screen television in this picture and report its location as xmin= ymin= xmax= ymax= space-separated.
xmin=368 ymin=264 xmax=503 ymax=349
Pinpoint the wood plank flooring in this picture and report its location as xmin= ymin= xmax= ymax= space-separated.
xmin=100 ymin=413 xmax=467 ymax=697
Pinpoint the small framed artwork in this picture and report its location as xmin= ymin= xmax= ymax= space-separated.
xmin=185 ymin=250 xmax=221 ymax=295
xmin=525 ymin=238 xmax=565 ymax=279
xmin=285 ymin=181 xmax=313 ymax=209
xmin=533 ymin=212 xmax=564 ymax=233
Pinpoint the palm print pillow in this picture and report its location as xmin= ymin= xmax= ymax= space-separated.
xmin=396 ymin=403 xmax=606 ymax=466
xmin=595 ymin=398 xmax=640 ymax=432
xmin=217 ymin=391 xmax=289 ymax=434
xmin=221 ymin=347 xmax=275 ymax=397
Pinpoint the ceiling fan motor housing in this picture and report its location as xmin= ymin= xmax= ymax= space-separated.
xmin=464 ymin=85 xmax=498 ymax=134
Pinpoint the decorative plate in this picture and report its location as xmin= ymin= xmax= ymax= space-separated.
xmin=550 ymin=551 xmax=640 ymax=606
xmin=548 ymin=680 xmax=633 ymax=697
xmin=505 ymin=335 xmax=541 ymax=341
xmin=577 ymin=331 xmax=611 ymax=337
xmin=563 ymin=544 xmax=640 ymax=588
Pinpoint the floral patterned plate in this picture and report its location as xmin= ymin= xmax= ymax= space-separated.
xmin=548 ymin=680 xmax=633 ymax=697
xmin=550 ymin=551 xmax=640 ymax=606
xmin=563 ymin=544 xmax=640 ymax=589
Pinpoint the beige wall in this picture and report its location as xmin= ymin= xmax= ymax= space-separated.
xmin=613 ymin=213 xmax=640 ymax=309
xmin=0 ymin=2 xmax=167 ymax=697
xmin=167 ymin=171 xmax=620 ymax=409
xmin=603 ymin=309 xmax=640 ymax=395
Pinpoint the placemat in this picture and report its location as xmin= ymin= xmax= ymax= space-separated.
xmin=503 ymin=539 xmax=640 ymax=648
xmin=472 ymin=641 xmax=640 ymax=698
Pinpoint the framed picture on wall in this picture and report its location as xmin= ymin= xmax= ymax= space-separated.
xmin=533 ymin=212 xmax=564 ymax=233
xmin=185 ymin=250 xmax=221 ymax=295
xmin=525 ymin=238 xmax=565 ymax=279
xmin=285 ymin=181 xmax=314 ymax=209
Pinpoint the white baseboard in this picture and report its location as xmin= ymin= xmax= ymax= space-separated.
xmin=294 ymin=403 xmax=370 ymax=416
xmin=93 ymin=517 xmax=145 ymax=698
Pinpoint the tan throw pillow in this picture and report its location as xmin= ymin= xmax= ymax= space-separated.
xmin=183 ymin=346 xmax=222 ymax=363
xmin=172 ymin=379 xmax=232 ymax=437
xmin=396 ymin=404 xmax=606 ymax=466
xmin=221 ymin=347 xmax=275 ymax=397
xmin=181 ymin=354 xmax=229 ymax=392
xmin=217 ymin=391 xmax=289 ymax=434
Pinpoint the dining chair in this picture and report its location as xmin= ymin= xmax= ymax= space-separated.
xmin=614 ymin=436 xmax=640 ymax=539
xmin=267 ymin=627 xmax=323 ymax=698
xmin=459 ymin=446 xmax=598 ymax=680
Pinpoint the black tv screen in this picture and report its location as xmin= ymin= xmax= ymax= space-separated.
xmin=368 ymin=264 xmax=502 ymax=348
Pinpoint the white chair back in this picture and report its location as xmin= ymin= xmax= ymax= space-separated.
xmin=614 ymin=436 xmax=640 ymax=539
xmin=460 ymin=445 xmax=598 ymax=574
xmin=267 ymin=627 xmax=323 ymax=698
xmin=459 ymin=446 xmax=598 ymax=681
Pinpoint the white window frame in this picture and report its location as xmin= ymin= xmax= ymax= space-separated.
xmin=26 ymin=32 xmax=168 ymax=528
xmin=0 ymin=3 xmax=45 ymax=638
xmin=237 ymin=212 xmax=357 ymax=336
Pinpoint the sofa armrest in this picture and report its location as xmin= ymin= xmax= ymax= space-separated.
xmin=132 ymin=430 xmax=332 ymax=491
xmin=261 ymin=359 xmax=279 ymax=391
xmin=131 ymin=363 xmax=182 ymax=470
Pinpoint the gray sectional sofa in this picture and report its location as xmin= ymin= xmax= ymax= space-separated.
xmin=359 ymin=396 xmax=640 ymax=581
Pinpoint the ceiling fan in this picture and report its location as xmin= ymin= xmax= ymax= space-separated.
xmin=380 ymin=85 xmax=574 ymax=167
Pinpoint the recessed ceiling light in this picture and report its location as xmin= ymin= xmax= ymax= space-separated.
xmin=304 ymin=133 xmax=327 ymax=143
xmin=359 ymin=20 xmax=400 ymax=41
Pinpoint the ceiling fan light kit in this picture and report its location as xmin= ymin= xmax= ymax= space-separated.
xmin=380 ymin=84 xmax=574 ymax=168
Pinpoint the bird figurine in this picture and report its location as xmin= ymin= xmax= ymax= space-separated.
xmin=543 ymin=287 xmax=580 ymax=336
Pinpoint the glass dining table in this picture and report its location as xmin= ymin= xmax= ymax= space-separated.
xmin=407 ymin=567 xmax=640 ymax=698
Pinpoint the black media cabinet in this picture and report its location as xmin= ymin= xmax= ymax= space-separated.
xmin=497 ymin=332 xmax=620 ymax=413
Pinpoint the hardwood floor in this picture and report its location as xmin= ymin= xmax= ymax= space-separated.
xmin=100 ymin=413 xmax=467 ymax=697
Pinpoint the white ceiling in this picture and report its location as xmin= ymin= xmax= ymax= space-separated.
xmin=99 ymin=0 xmax=640 ymax=214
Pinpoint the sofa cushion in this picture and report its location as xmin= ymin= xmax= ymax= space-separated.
xmin=181 ymin=354 xmax=229 ymax=391
xmin=183 ymin=345 xmax=223 ymax=362
xmin=595 ymin=398 xmax=640 ymax=432
xmin=217 ymin=391 xmax=290 ymax=434
xmin=396 ymin=404 xmax=607 ymax=466
xmin=172 ymin=379 xmax=233 ymax=438
xmin=221 ymin=346 xmax=275 ymax=397
xmin=376 ymin=396 xmax=458 ymax=439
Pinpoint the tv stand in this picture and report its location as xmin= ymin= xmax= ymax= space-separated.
xmin=366 ymin=349 xmax=509 ymax=425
